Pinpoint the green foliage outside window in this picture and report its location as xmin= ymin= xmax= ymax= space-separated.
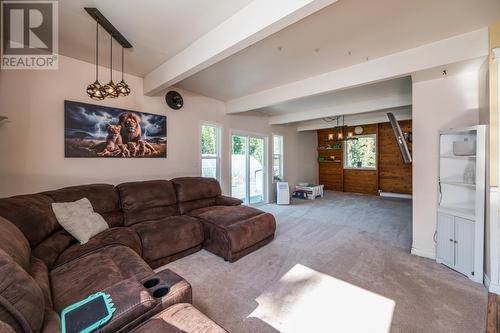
xmin=201 ymin=125 xmax=216 ymax=155
xmin=250 ymin=137 xmax=263 ymax=164
xmin=345 ymin=135 xmax=376 ymax=169
xmin=232 ymin=135 xmax=245 ymax=155
xmin=232 ymin=136 xmax=263 ymax=164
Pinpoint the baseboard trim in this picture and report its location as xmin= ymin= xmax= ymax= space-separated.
xmin=485 ymin=274 xmax=500 ymax=295
xmin=380 ymin=192 xmax=412 ymax=199
xmin=411 ymin=247 xmax=436 ymax=259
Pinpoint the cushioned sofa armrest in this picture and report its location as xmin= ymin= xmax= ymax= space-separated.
xmin=143 ymin=269 xmax=192 ymax=310
xmin=215 ymin=195 xmax=242 ymax=206
xmin=99 ymin=279 xmax=160 ymax=333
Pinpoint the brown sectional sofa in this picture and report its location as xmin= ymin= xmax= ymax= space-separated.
xmin=0 ymin=177 xmax=276 ymax=332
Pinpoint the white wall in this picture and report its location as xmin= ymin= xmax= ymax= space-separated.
xmin=0 ymin=55 xmax=317 ymax=198
xmin=412 ymin=71 xmax=481 ymax=259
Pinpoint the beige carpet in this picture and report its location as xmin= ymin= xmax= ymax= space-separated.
xmin=159 ymin=192 xmax=487 ymax=333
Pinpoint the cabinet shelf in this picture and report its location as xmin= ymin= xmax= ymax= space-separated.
xmin=439 ymin=179 xmax=475 ymax=188
xmin=438 ymin=205 xmax=475 ymax=221
xmin=440 ymin=155 xmax=476 ymax=160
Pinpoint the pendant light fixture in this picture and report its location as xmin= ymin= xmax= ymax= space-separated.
xmin=86 ymin=20 xmax=105 ymax=100
xmin=116 ymin=47 xmax=130 ymax=96
xmin=334 ymin=116 xmax=356 ymax=141
xmin=103 ymin=34 xmax=118 ymax=98
xmin=85 ymin=7 xmax=133 ymax=100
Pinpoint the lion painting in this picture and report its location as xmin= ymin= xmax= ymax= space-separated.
xmin=64 ymin=100 xmax=167 ymax=158
xmin=119 ymin=112 xmax=142 ymax=143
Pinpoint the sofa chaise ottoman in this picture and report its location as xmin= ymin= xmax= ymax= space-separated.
xmin=173 ymin=177 xmax=276 ymax=262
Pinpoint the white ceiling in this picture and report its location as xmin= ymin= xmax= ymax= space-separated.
xmin=295 ymin=107 xmax=413 ymax=131
xmin=58 ymin=0 xmax=253 ymax=77
xmin=177 ymin=0 xmax=500 ymax=101
xmin=258 ymin=77 xmax=412 ymax=115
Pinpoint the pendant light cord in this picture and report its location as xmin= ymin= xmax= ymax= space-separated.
xmin=95 ymin=20 xmax=99 ymax=80
xmin=110 ymin=35 xmax=113 ymax=81
xmin=121 ymin=47 xmax=124 ymax=81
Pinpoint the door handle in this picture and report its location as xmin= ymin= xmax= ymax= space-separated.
xmin=449 ymin=239 xmax=453 ymax=242
xmin=454 ymin=240 xmax=458 ymax=244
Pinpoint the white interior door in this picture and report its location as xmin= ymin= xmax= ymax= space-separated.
xmin=231 ymin=133 xmax=266 ymax=205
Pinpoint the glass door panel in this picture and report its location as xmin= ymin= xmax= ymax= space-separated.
xmin=231 ymin=135 xmax=247 ymax=201
xmin=249 ymin=137 xmax=264 ymax=204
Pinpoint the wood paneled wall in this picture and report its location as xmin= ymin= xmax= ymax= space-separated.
xmin=317 ymin=120 xmax=412 ymax=195
xmin=378 ymin=121 xmax=412 ymax=194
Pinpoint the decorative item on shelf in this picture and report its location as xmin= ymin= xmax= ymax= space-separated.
xmin=354 ymin=126 xmax=363 ymax=135
xmin=165 ymin=91 xmax=184 ymax=110
xmin=453 ymin=138 xmax=476 ymax=156
xmin=318 ymin=156 xmax=336 ymax=162
xmin=463 ymin=164 xmax=475 ymax=184
xmin=116 ymin=47 xmax=130 ymax=96
xmin=85 ymin=8 xmax=132 ymax=100
xmin=332 ymin=143 xmax=341 ymax=149
xmin=86 ymin=20 xmax=105 ymax=101
xmin=102 ymin=35 xmax=118 ymax=98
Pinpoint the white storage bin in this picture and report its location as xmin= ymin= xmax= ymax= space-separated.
xmin=453 ymin=139 xmax=476 ymax=156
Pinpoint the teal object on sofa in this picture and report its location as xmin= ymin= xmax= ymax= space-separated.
xmin=61 ymin=292 xmax=115 ymax=333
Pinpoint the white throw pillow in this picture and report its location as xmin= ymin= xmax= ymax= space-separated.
xmin=51 ymin=198 xmax=109 ymax=244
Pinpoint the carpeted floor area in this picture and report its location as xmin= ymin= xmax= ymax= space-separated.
xmin=159 ymin=191 xmax=487 ymax=332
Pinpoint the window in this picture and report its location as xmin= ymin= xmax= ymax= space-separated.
xmin=200 ymin=123 xmax=221 ymax=180
xmin=273 ymin=135 xmax=284 ymax=180
xmin=344 ymin=134 xmax=377 ymax=169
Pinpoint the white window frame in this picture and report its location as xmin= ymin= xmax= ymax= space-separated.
xmin=199 ymin=121 xmax=222 ymax=181
xmin=343 ymin=134 xmax=377 ymax=170
xmin=273 ymin=134 xmax=284 ymax=180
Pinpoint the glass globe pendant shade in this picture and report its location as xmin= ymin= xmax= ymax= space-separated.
xmin=116 ymin=47 xmax=131 ymax=96
xmin=103 ymin=80 xmax=118 ymax=98
xmin=87 ymin=80 xmax=105 ymax=100
xmin=116 ymin=80 xmax=130 ymax=96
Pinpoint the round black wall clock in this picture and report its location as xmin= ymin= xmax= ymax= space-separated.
xmin=165 ymin=91 xmax=183 ymax=110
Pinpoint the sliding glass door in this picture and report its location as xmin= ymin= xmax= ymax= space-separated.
xmin=231 ymin=135 xmax=247 ymax=201
xmin=231 ymin=133 xmax=266 ymax=204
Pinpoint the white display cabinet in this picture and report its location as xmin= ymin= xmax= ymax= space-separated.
xmin=436 ymin=125 xmax=486 ymax=283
